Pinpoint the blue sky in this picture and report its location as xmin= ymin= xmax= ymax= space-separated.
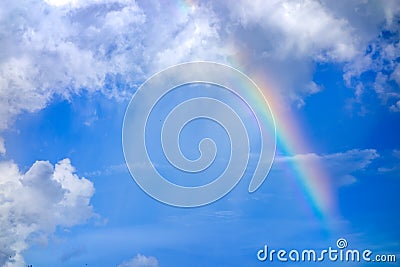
xmin=0 ymin=0 xmax=399 ymax=266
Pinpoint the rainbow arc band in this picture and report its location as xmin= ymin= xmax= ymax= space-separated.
xmin=122 ymin=62 xmax=276 ymax=207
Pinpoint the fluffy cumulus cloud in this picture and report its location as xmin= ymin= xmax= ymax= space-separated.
xmin=0 ymin=158 xmax=95 ymax=267
xmin=221 ymin=0 xmax=400 ymax=107
xmin=328 ymin=0 xmax=400 ymax=112
xmin=0 ymin=1 xmax=223 ymax=265
xmin=213 ymin=0 xmax=358 ymax=105
xmin=117 ymin=253 xmax=159 ymax=267
xmin=0 ymin=0 xmax=399 ymax=131
xmin=227 ymin=0 xmax=358 ymax=61
xmin=343 ymin=15 xmax=400 ymax=111
xmin=0 ymin=0 xmax=143 ymax=130
xmin=0 ymin=0 xmax=228 ymax=131
xmin=0 ymin=1 xmax=397 ymax=265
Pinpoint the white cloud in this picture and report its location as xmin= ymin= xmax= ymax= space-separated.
xmin=137 ymin=1 xmax=229 ymax=73
xmin=117 ymin=253 xmax=159 ymax=267
xmin=214 ymin=0 xmax=360 ymax=107
xmin=377 ymin=149 xmax=400 ymax=173
xmin=328 ymin=0 xmax=400 ymax=111
xmin=220 ymin=0 xmax=400 ymax=109
xmin=277 ymin=149 xmax=379 ymax=186
xmin=391 ymin=64 xmax=400 ymax=86
xmin=0 ymin=0 xmax=230 ymax=131
xmin=1 ymin=0 xmax=398 ymax=131
xmin=0 ymin=158 xmax=95 ymax=266
xmin=321 ymin=0 xmax=399 ymax=38
xmin=0 ymin=137 xmax=5 ymax=156
xmin=0 ymin=0 xmax=143 ymax=130
xmin=390 ymin=100 xmax=400 ymax=112
xmin=343 ymin=21 xmax=400 ymax=109
xmin=322 ymin=149 xmax=379 ymax=185
xmin=228 ymin=0 xmax=358 ymax=61
xmin=3 ymin=1 xmax=395 ymax=265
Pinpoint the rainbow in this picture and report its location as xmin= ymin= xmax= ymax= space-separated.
xmin=239 ymin=64 xmax=338 ymax=232
xmin=175 ymin=0 xmax=197 ymax=14
xmin=223 ymin=46 xmax=338 ymax=232
xmin=174 ymin=0 xmax=338 ymax=233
